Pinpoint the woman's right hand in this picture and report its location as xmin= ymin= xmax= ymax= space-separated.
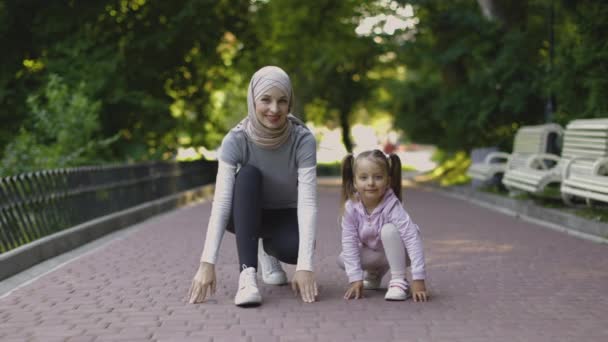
xmin=188 ymin=262 xmax=216 ymax=304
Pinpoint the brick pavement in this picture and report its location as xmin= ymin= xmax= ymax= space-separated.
xmin=1 ymin=185 xmax=607 ymax=341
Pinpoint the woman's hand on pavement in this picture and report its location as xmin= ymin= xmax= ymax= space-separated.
xmin=188 ymin=262 xmax=216 ymax=304
xmin=291 ymin=270 xmax=318 ymax=303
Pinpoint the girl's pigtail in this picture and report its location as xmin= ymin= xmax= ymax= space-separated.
xmin=389 ymin=153 xmax=402 ymax=202
xmin=341 ymin=154 xmax=356 ymax=213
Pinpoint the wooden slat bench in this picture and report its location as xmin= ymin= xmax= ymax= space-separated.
xmin=467 ymin=124 xmax=562 ymax=185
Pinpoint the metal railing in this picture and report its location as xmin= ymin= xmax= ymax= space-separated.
xmin=0 ymin=160 xmax=218 ymax=254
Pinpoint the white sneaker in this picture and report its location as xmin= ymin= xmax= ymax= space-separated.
xmin=384 ymin=279 xmax=411 ymax=301
xmin=363 ymin=266 xmax=389 ymax=290
xmin=258 ymin=240 xmax=288 ymax=285
xmin=234 ymin=266 xmax=262 ymax=307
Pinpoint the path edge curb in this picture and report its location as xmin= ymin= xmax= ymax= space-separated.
xmin=434 ymin=184 xmax=608 ymax=244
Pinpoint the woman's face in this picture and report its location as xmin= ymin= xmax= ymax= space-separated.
xmin=254 ymin=86 xmax=289 ymax=129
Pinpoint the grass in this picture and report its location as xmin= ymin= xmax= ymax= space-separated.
xmin=414 ymin=151 xmax=471 ymax=186
xmin=478 ymin=185 xmax=608 ymax=223
xmin=575 ymin=207 xmax=608 ymax=223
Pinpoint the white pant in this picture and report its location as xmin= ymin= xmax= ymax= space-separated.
xmin=338 ymin=223 xmax=410 ymax=279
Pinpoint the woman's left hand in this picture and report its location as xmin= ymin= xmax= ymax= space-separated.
xmin=291 ymin=270 xmax=318 ymax=303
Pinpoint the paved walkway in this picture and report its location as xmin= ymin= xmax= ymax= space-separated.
xmin=1 ymin=185 xmax=607 ymax=341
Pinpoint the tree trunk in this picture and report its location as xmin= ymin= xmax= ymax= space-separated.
xmin=340 ymin=108 xmax=353 ymax=153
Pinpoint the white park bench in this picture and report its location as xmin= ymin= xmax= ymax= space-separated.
xmin=502 ymin=118 xmax=608 ymax=199
xmin=560 ymin=118 xmax=608 ymax=205
xmin=467 ymin=124 xmax=562 ymax=185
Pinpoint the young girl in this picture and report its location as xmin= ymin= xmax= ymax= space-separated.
xmin=338 ymin=150 xmax=428 ymax=302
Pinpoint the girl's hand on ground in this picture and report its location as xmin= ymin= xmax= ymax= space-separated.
xmin=411 ymin=280 xmax=429 ymax=302
xmin=188 ymin=262 xmax=216 ymax=304
xmin=344 ymin=281 xmax=364 ymax=300
xmin=291 ymin=270 xmax=318 ymax=303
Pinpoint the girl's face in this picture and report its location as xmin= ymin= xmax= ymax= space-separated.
xmin=354 ymin=157 xmax=389 ymax=207
xmin=254 ymin=86 xmax=289 ymax=129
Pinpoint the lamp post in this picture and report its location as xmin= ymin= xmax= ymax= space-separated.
xmin=545 ymin=0 xmax=555 ymax=123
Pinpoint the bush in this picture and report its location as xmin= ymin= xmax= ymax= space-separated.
xmin=0 ymin=75 xmax=118 ymax=176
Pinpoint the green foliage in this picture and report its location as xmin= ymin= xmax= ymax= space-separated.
xmin=392 ymin=0 xmax=548 ymax=153
xmin=0 ymin=75 xmax=118 ymax=176
xmin=0 ymin=0 xmax=251 ymax=162
xmin=575 ymin=206 xmax=608 ymax=224
xmin=317 ymin=162 xmax=343 ymax=177
xmin=417 ymin=149 xmax=471 ymax=186
xmin=28 ymin=76 xmax=100 ymax=150
xmin=550 ymin=0 xmax=608 ymax=123
xmin=2 ymin=0 xmax=608 ymax=170
xmin=386 ymin=0 xmax=608 ymax=154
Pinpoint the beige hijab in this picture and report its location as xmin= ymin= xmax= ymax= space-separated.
xmin=235 ymin=66 xmax=305 ymax=149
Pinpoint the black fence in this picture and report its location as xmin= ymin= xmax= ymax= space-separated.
xmin=0 ymin=160 xmax=218 ymax=254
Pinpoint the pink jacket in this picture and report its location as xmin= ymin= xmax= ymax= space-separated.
xmin=341 ymin=188 xmax=426 ymax=282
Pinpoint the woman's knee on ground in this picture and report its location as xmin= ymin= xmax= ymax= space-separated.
xmin=263 ymin=238 xmax=298 ymax=265
xmin=336 ymin=253 xmax=345 ymax=270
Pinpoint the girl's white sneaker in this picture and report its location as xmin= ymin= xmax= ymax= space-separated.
xmin=234 ymin=267 xmax=262 ymax=307
xmin=384 ymin=278 xmax=411 ymax=301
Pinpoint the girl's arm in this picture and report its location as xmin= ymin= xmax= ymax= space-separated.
xmin=341 ymin=202 xmax=364 ymax=283
xmin=199 ymin=160 xmax=237 ymax=264
xmin=392 ymin=207 xmax=426 ymax=281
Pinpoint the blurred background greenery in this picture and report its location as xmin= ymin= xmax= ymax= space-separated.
xmin=1 ymin=0 xmax=606 ymax=176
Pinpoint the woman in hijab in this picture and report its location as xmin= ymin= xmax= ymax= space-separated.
xmin=188 ymin=66 xmax=318 ymax=307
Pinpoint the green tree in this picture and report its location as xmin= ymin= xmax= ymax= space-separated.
xmin=390 ymin=0 xmax=548 ymax=153
xmin=241 ymin=0 xmax=384 ymax=152
xmin=1 ymin=0 xmax=251 ymax=162
xmin=550 ymin=0 xmax=608 ymax=123
xmin=0 ymin=75 xmax=117 ymax=175
xmin=3 ymin=0 xmax=607 ymax=169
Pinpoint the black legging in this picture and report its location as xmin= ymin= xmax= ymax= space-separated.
xmin=226 ymin=165 xmax=299 ymax=271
